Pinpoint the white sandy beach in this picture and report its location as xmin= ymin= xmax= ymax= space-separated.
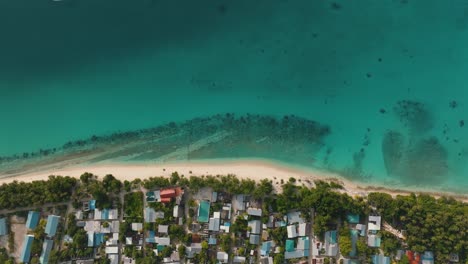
xmin=1 ymin=159 xmax=467 ymax=202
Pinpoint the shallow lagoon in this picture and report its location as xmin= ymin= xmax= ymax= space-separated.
xmin=1 ymin=0 xmax=468 ymax=191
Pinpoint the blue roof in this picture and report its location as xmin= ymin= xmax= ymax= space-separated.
xmin=26 ymin=211 xmax=40 ymax=230
xmin=350 ymin=229 xmax=358 ymax=257
xmin=45 ymin=215 xmax=60 ymax=237
xmin=89 ymin=200 xmax=96 ymax=210
xmin=0 ymin=218 xmax=7 ymax=236
xmin=20 ymin=235 xmax=34 ymax=263
xmin=208 ymin=237 xmax=217 ymax=245
xmin=40 ymin=239 xmax=54 ymax=264
xmin=261 ymin=241 xmax=272 ymax=256
xmin=102 ymin=209 xmax=109 ymax=220
xmin=372 ymin=254 xmax=390 ymax=264
xmin=347 ymin=214 xmax=360 ymax=224
xmin=95 ymin=233 xmax=104 ymax=246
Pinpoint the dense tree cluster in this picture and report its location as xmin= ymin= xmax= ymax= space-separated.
xmin=368 ymin=192 xmax=468 ymax=262
xmin=0 ymin=176 xmax=77 ymax=209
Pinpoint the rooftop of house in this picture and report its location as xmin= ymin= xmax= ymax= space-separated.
xmin=45 ymin=215 xmax=60 ymax=237
xmin=26 ymin=211 xmax=40 ymax=230
xmin=0 ymin=218 xmax=7 ymax=236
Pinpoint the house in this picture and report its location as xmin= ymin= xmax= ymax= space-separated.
xmin=145 ymin=207 xmax=157 ymax=223
xmin=209 ymin=217 xmax=220 ymax=232
xmin=198 ymin=200 xmax=210 ymax=223
xmin=20 ymin=235 xmax=34 ymax=263
xmin=220 ymin=222 xmax=231 ymax=233
xmin=88 ymin=232 xmax=95 ymax=247
xmin=105 ymin=246 xmax=119 ymax=254
xmin=155 ymin=237 xmax=171 ymax=246
xmin=233 ymin=194 xmax=245 ymax=211
xmin=158 ymin=225 xmax=169 ymax=234
xmin=208 ymin=236 xmax=217 ymax=245
xmin=324 ymin=231 xmax=338 ymax=256
xmin=356 ymin=224 xmax=366 ymax=236
xmin=186 ymin=243 xmax=202 ymax=258
xmin=287 ymin=211 xmax=305 ymax=224
xmin=108 ymin=254 xmax=118 ymax=264
xmin=247 ymin=207 xmax=262 ymax=217
xmin=173 ymin=205 xmax=181 ymax=218
xmin=106 ymin=233 xmax=119 ymax=246
xmin=249 ymin=234 xmax=260 ymax=245
xmin=45 ymin=215 xmax=60 ymax=237
xmin=298 ymin=223 xmax=308 ymax=237
xmin=26 ymin=211 xmax=40 ymax=230
xmin=233 ymin=256 xmax=246 ymax=263
xmin=422 ymin=251 xmax=434 ymax=264
xmin=287 ymin=225 xmax=298 ymax=238
xmin=260 ymin=256 xmax=274 ymax=264
xmin=248 ymin=220 xmax=262 ymax=234
xmin=89 ymin=200 xmax=96 ymax=210
xmin=146 ymin=231 xmax=156 ymax=243
xmin=372 ymin=254 xmax=390 ymax=264
xmin=39 ymin=239 xmax=54 ymax=264
xmin=0 ymin=218 xmax=7 ymax=236
xmin=146 ymin=191 xmax=156 ymax=202
xmin=261 ymin=241 xmax=275 ymax=256
xmin=131 ymin=223 xmax=143 ymax=232
xmin=347 ymin=214 xmax=360 ymax=224
xmin=217 ymin=251 xmax=229 ymax=263
xmin=367 ymin=234 xmax=381 ymax=247
xmin=285 ymin=237 xmax=310 ymax=259
xmin=368 ymin=216 xmax=381 ymax=231
xmin=75 ymin=210 xmax=83 ymax=220
xmin=222 ymin=203 xmax=232 ymax=219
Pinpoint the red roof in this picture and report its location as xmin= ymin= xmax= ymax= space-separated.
xmin=160 ymin=189 xmax=177 ymax=198
xmin=161 ymin=197 xmax=172 ymax=203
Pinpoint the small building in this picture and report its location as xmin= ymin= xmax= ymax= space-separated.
xmin=198 ymin=200 xmax=210 ymax=223
xmin=75 ymin=210 xmax=83 ymax=220
xmin=209 ymin=218 xmax=220 ymax=232
xmin=287 ymin=211 xmax=305 ymax=224
xmin=186 ymin=243 xmax=202 ymax=258
xmin=173 ymin=205 xmax=181 ymax=218
xmin=261 ymin=241 xmax=275 ymax=256
xmin=155 ymin=237 xmax=171 ymax=246
xmin=217 ymin=251 xmax=229 ymax=263
xmin=298 ymin=223 xmax=308 ymax=237
xmin=285 ymin=237 xmax=310 ymax=259
xmin=287 ymin=225 xmax=298 ymax=238
xmin=131 ymin=223 xmax=143 ymax=232
xmin=233 ymin=256 xmax=246 ymax=263
xmin=26 ymin=211 xmax=40 ymax=230
xmin=247 ymin=207 xmax=262 ymax=217
xmin=324 ymin=231 xmax=338 ymax=256
xmin=105 ymin=246 xmax=119 ymax=254
xmin=248 ymin=220 xmax=262 ymax=234
xmin=249 ymin=234 xmax=260 ymax=245
xmin=356 ymin=224 xmax=366 ymax=236
xmin=368 ymin=234 xmax=381 ymax=247
xmin=368 ymin=216 xmax=381 ymax=231
xmin=372 ymin=254 xmax=390 ymax=264
xmin=260 ymin=256 xmax=274 ymax=264
xmin=0 ymin=218 xmax=7 ymax=236
xmin=40 ymin=239 xmax=54 ymax=264
xmin=89 ymin=200 xmax=96 ymax=210
xmin=422 ymin=251 xmax=435 ymax=264
xmin=158 ymin=225 xmax=169 ymax=234
xmin=233 ymin=194 xmax=245 ymax=211
xmin=20 ymin=235 xmax=34 ymax=263
xmin=45 ymin=215 xmax=60 ymax=237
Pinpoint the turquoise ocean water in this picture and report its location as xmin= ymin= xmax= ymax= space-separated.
xmin=1 ymin=0 xmax=468 ymax=191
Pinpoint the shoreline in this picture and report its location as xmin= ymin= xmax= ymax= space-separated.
xmin=1 ymin=158 xmax=467 ymax=202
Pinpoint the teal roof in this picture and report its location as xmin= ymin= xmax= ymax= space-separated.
xmin=26 ymin=211 xmax=40 ymax=229
xmin=261 ymin=241 xmax=272 ymax=255
xmin=20 ymin=235 xmax=34 ymax=263
xmin=45 ymin=215 xmax=60 ymax=237
xmin=40 ymin=239 xmax=54 ymax=264
xmin=326 ymin=230 xmax=337 ymax=244
xmin=0 ymin=218 xmax=7 ymax=236
xmin=286 ymin=240 xmax=295 ymax=252
xmin=198 ymin=200 xmax=210 ymax=223
xmin=347 ymin=214 xmax=360 ymax=224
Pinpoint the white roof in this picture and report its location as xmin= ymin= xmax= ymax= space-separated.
xmin=131 ymin=223 xmax=143 ymax=232
xmin=209 ymin=218 xmax=220 ymax=232
xmin=125 ymin=237 xmax=132 ymax=245
xmin=173 ymin=205 xmax=180 ymax=218
xmin=368 ymin=216 xmax=381 ymax=231
xmin=248 ymin=220 xmax=261 ymax=234
xmin=298 ymin=223 xmax=307 ymax=236
xmin=105 ymin=246 xmax=118 ymax=254
xmin=213 ymin=211 xmax=221 ymax=219
xmin=155 ymin=237 xmax=171 ymax=246
xmin=287 ymin=225 xmax=298 ymax=238
xmin=233 ymin=256 xmax=246 ymax=263
xmin=217 ymin=251 xmax=229 ymax=263
xmin=108 ymin=209 xmax=118 ymax=220
xmin=158 ymin=225 xmax=169 ymax=234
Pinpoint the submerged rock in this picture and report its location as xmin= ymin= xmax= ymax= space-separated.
xmin=393 ymin=100 xmax=433 ymax=134
xmin=382 ymin=130 xmax=405 ymax=176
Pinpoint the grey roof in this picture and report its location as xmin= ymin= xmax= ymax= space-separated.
xmin=247 ymin=208 xmax=262 ymax=216
xmin=249 ymin=234 xmax=261 ymax=245
xmin=248 ymin=220 xmax=262 ymax=234
xmin=233 ymin=194 xmax=245 ymax=211
xmin=186 ymin=243 xmax=202 ymax=258
xmin=0 ymin=218 xmax=7 ymax=236
xmin=209 ymin=218 xmax=220 ymax=232
xmin=40 ymin=239 xmax=54 ymax=264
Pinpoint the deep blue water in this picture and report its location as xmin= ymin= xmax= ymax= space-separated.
xmin=1 ymin=0 xmax=468 ymax=190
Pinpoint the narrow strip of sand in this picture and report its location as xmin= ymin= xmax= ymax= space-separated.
xmin=0 ymin=159 xmax=467 ymax=202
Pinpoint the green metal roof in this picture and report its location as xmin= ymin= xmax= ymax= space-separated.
xmin=198 ymin=200 xmax=210 ymax=223
xmin=286 ymin=239 xmax=295 ymax=252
